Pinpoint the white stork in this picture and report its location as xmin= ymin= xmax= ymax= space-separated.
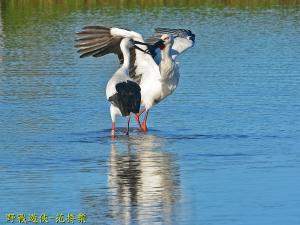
xmin=105 ymin=38 xmax=142 ymax=136
xmin=75 ymin=26 xmax=195 ymax=133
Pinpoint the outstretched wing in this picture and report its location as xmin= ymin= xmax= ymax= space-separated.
xmin=147 ymin=27 xmax=195 ymax=64
xmin=75 ymin=26 xmax=160 ymax=84
xmin=75 ymin=26 xmax=131 ymax=61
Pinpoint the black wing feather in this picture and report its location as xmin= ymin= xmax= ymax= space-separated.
xmin=75 ymin=26 xmax=145 ymax=84
xmin=108 ymin=81 xmax=141 ymax=116
xmin=75 ymin=26 xmax=122 ymax=58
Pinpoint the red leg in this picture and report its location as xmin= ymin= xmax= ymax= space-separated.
xmin=141 ymin=110 xmax=149 ymax=132
xmin=135 ymin=108 xmax=146 ymax=129
xmin=111 ymin=122 xmax=115 ymax=137
xmin=137 ymin=108 xmax=146 ymax=117
xmin=135 ymin=114 xmax=142 ymax=129
xmin=126 ymin=116 xmax=130 ymax=135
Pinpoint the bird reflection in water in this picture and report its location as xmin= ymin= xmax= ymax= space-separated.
xmin=108 ymin=134 xmax=181 ymax=225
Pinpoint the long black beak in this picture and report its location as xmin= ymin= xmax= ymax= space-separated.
xmin=133 ymin=39 xmax=165 ymax=55
xmin=133 ymin=45 xmax=151 ymax=55
xmin=133 ymin=40 xmax=151 ymax=54
xmin=152 ymin=39 xmax=164 ymax=49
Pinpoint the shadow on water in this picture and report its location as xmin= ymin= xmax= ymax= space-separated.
xmin=80 ymin=134 xmax=181 ymax=225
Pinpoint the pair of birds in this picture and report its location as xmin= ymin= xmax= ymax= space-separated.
xmin=75 ymin=26 xmax=195 ymax=136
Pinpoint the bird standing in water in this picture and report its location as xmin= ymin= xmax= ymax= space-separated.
xmin=135 ymin=33 xmax=180 ymax=132
xmin=75 ymin=26 xmax=195 ymax=134
xmin=105 ymin=38 xmax=141 ymax=136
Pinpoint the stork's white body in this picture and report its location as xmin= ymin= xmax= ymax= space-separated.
xmin=106 ymin=28 xmax=186 ymax=112
xmin=106 ymin=38 xmax=134 ymax=123
xmin=76 ymin=26 xmax=194 ymax=132
xmin=104 ymin=38 xmax=142 ymax=135
xmin=141 ymin=52 xmax=179 ymax=111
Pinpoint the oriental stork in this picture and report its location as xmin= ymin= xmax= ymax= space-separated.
xmin=75 ymin=26 xmax=195 ymax=133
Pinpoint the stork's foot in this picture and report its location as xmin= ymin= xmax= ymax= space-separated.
xmin=141 ymin=123 xmax=148 ymax=132
xmin=141 ymin=110 xmax=149 ymax=132
xmin=111 ymin=122 xmax=116 ymax=137
xmin=111 ymin=129 xmax=115 ymax=137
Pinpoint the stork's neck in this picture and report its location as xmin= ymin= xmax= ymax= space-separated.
xmin=161 ymin=44 xmax=172 ymax=61
xmin=120 ymin=43 xmax=130 ymax=72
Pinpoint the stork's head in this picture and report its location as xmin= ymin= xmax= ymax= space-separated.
xmin=159 ymin=34 xmax=174 ymax=50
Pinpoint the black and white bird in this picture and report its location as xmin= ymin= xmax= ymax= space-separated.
xmin=105 ymin=38 xmax=141 ymax=136
xmin=75 ymin=26 xmax=195 ymax=133
xmin=134 ymin=33 xmax=182 ymax=132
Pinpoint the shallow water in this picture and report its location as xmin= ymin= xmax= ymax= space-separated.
xmin=1 ymin=1 xmax=300 ymax=225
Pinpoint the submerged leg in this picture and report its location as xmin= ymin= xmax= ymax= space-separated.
xmin=111 ymin=122 xmax=115 ymax=137
xmin=126 ymin=116 xmax=130 ymax=135
xmin=135 ymin=108 xmax=146 ymax=129
xmin=141 ymin=110 xmax=149 ymax=132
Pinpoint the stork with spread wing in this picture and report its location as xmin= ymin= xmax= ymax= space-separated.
xmin=75 ymin=26 xmax=195 ymax=133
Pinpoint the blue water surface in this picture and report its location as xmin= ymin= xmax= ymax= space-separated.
xmin=1 ymin=3 xmax=300 ymax=225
